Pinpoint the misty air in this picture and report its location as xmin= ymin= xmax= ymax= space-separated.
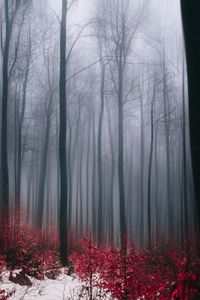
xmin=0 ymin=0 xmax=199 ymax=299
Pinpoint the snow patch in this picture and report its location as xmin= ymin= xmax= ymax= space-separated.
xmin=0 ymin=269 xmax=113 ymax=299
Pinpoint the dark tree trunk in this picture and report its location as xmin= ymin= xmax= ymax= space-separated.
xmin=86 ymin=112 xmax=91 ymax=233
xmin=16 ymin=48 xmax=30 ymax=222
xmin=92 ymin=110 xmax=97 ymax=239
xmin=147 ymin=90 xmax=155 ymax=249
xmin=118 ymin=57 xmax=127 ymax=251
xmin=1 ymin=0 xmax=11 ymax=222
xmin=154 ymin=124 xmax=159 ymax=243
xmin=97 ymin=63 xmax=105 ymax=244
xmin=67 ymin=124 xmax=72 ymax=230
xmin=36 ymin=97 xmax=51 ymax=229
xmin=59 ymin=0 xmax=68 ymax=265
xmin=181 ymin=59 xmax=189 ymax=243
xmin=139 ymin=91 xmax=145 ymax=246
xmin=180 ymin=0 xmax=200 ymax=243
xmin=79 ymin=131 xmax=83 ymax=236
xmin=26 ymin=166 xmax=32 ymax=223
xmin=107 ymin=105 xmax=114 ymax=245
xmin=163 ymin=56 xmax=174 ymax=238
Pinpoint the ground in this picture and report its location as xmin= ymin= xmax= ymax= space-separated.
xmin=0 ymin=268 xmax=113 ymax=300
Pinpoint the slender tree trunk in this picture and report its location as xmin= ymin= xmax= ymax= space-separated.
xmin=147 ymin=88 xmax=155 ymax=249
xmin=59 ymin=0 xmax=68 ymax=265
xmin=37 ymin=102 xmax=51 ymax=229
xmin=86 ymin=112 xmax=91 ymax=233
xmin=1 ymin=0 xmax=11 ymax=222
xmin=154 ymin=124 xmax=159 ymax=243
xmin=118 ymin=58 xmax=127 ymax=250
xmin=26 ymin=166 xmax=32 ymax=223
xmin=97 ymin=64 xmax=105 ymax=244
xmin=127 ymin=145 xmax=133 ymax=241
xmin=79 ymin=131 xmax=83 ymax=236
xmin=16 ymin=50 xmax=30 ymax=222
xmin=92 ymin=110 xmax=97 ymax=239
xmin=56 ymin=112 xmax=60 ymax=218
xmin=14 ymin=89 xmax=19 ymax=216
xmin=46 ymin=161 xmax=51 ymax=231
xmin=163 ymin=56 xmax=174 ymax=237
xmin=107 ymin=105 xmax=115 ymax=245
xmin=68 ymin=124 xmax=72 ymax=229
xmin=181 ymin=57 xmax=189 ymax=242
xmin=139 ymin=93 xmax=145 ymax=246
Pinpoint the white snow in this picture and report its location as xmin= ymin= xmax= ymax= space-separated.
xmin=0 ymin=269 xmax=114 ymax=300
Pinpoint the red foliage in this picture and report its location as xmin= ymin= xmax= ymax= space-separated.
xmin=0 ymin=216 xmax=199 ymax=299
xmin=0 ymin=219 xmax=61 ymax=282
xmin=0 ymin=289 xmax=9 ymax=300
xmin=70 ymin=238 xmax=200 ymax=300
xmin=0 ymin=254 xmax=5 ymax=272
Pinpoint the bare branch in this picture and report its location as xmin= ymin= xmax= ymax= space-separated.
xmin=8 ymin=8 xmax=26 ymax=81
xmin=66 ymin=21 xmax=96 ymax=65
xmin=44 ymin=0 xmax=61 ymax=23
xmin=66 ymin=57 xmax=105 ymax=83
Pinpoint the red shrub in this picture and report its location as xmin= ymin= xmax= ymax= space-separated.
xmin=0 ymin=289 xmax=10 ymax=300
xmin=70 ymin=238 xmax=200 ymax=300
xmin=0 ymin=219 xmax=61 ymax=281
xmin=0 ymin=254 xmax=6 ymax=272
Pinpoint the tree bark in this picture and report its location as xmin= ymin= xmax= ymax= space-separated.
xmin=16 ymin=43 xmax=31 ymax=222
xmin=107 ymin=104 xmax=115 ymax=245
xmin=181 ymin=58 xmax=189 ymax=243
xmin=139 ymin=90 xmax=145 ymax=246
xmin=1 ymin=0 xmax=11 ymax=222
xmin=97 ymin=63 xmax=105 ymax=244
xmin=162 ymin=55 xmax=174 ymax=237
xmin=147 ymin=88 xmax=155 ymax=249
xmin=59 ymin=0 xmax=68 ymax=265
xmin=118 ymin=55 xmax=127 ymax=251
xmin=180 ymin=0 xmax=200 ymax=243
xmin=36 ymin=95 xmax=52 ymax=229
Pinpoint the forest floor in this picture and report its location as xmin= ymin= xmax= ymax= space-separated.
xmin=0 ymin=268 xmax=113 ymax=300
xmin=0 ymin=222 xmax=200 ymax=299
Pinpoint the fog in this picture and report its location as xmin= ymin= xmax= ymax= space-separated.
xmin=0 ymin=0 xmax=194 ymax=249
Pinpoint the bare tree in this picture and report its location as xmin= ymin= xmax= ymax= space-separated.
xmin=15 ymin=23 xmax=32 ymax=223
xmin=100 ymin=0 xmax=144 ymax=250
xmin=59 ymin=0 xmax=68 ymax=265
xmin=97 ymin=62 xmax=106 ymax=244
xmin=1 ymin=0 xmax=31 ymax=224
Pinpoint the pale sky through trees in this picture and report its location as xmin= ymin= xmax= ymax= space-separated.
xmin=0 ymin=0 xmax=193 ymax=263
xmin=47 ymin=0 xmax=182 ymax=35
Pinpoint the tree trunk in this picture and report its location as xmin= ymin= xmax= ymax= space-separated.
xmin=147 ymin=88 xmax=155 ymax=249
xmin=154 ymin=123 xmax=159 ymax=243
xmin=180 ymin=0 xmax=200 ymax=244
xmin=107 ymin=104 xmax=115 ymax=245
xmin=92 ymin=109 xmax=97 ymax=239
xmin=163 ymin=56 xmax=174 ymax=238
xmin=118 ymin=58 xmax=127 ymax=251
xmin=59 ymin=0 xmax=68 ymax=265
xmin=1 ymin=0 xmax=11 ymax=222
xmin=97 ymin=63 xmax=105 ymax=244
xmin=181 ymin=56 xmax=189 ymax=243
xmin=79 ymin=130 xmax=83 ymax=236
xmin=36 ymin=98 xmax=51 ymax=229
xmin=67 ymin=124 xmax=72 ymax=230
xmin=86 ymin=112 xmax=91 ymax=233
xmin=139 ymin=92 xmax=145 ymax=246
xmin=16 ymin=48 xmax=30 ymax=222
